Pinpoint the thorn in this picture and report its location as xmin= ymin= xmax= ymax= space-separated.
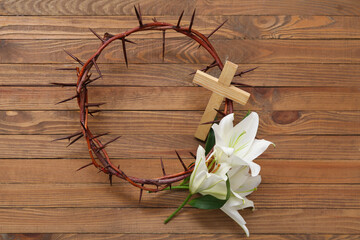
xmin=109 ymin=174 xmax=113 ymax=186
xmin=55 ymin=93 xmax=78 ymax=105
xmin=67 ymin=133 xmax=84 ymax=147
xmin=175 ymin=150 xmax=187 ymax=171
xmin=139 ymin=184 xmax=144 ymax=203
xmin=121 ymin=38 xmax=128 ymax=68
xmin=76 ymin=162 xmax=93 ymax=171
xmin=162 ymin=30 xmax=165 ymax=62
xmin=134 ymin=4 xmax=143 ymax=27
xmin=189 ymin=60 xmax=218 ymax=75
xmin=103 ymin=32 xmax=135 ymax=44
xmin=234 ymin=67 xmax=258 ymax=78
xmin=63 ymin=49 xmax=84 ymax=66
xmin=84 ymin=73 xmax=92 ymax=82
xmin=55 ymin=67 xmax=77 ymax=71
xmin=84 ymin=75 xmax=102 ymax=86
xmin=176 ymin=10 xmax=184 ymax=28
xmin=189 ymin=9 xmax=196 ymax=32
xmin=214 ymin=108 xmax=226 ymax=116
xmin=104 ymin=32 xmax=114 ymax=41
xmin=201 ymin=119 xmax=220 ymax=125
xmin=152 ymin=17 xmax=157 ymax=22
xmin=51 ymin=82 xmax=77 ymax=87
xmin=208 ymin=19 xmax=228 ymax=39
xmin=90 ymin=132 xmax=111 ymax=140
xmin=189 ymin=151 xmax=196 ymax=159
xmin=52 ymin=131 xmax=82 ymax=142
xmin=88 ymin=109 xmax=101 ymax=115
xmin=92 ymin=59 xmax=102 ymax=79
xmin=198 ymin=19 xmax=228 ymax=49
xmin=233 ymin=82 xmax=252 ymax=87
xmin=160 ymin=157 xmax=166 ymax=176
xmin=89 ymin=28 xmax=105 ymax=43
xmin=124 ymin=38 xmax=136 ymax=44
xmin=96 ymin=136 xmax=121 ymax=151
xmin=85 ymin=102 xmax=106 ymax=107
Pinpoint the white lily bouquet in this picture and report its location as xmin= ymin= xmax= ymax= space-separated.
xmin=164 ymin=112 xmax=273 ymax=236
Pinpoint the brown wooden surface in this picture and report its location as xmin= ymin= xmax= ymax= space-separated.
xmin=0 ymin=0 xmax=359 ymax=239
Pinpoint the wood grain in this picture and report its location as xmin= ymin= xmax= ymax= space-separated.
xmin=2 ymin=16 xmax=360 ymax=40
xmin=1 ymin=39 xmax=360 ymax=64
xmin=0 ymin=0 xmax=359 ymax=237
xmin=0 ymin=208 xmax=358 ymax=234
xmin=2 ymin=63 xmax=360 ymax=87
xmin=2 ymin=233 xmax=359 ymax=240
xmin=0 ymin=183 xmax=358 ymax=209
xmin=0 ymin=135 xmax=359 ymax=159
xmin=0 ymin=159 xmax=359 ymax=184
xmin=1 ymin=87 xmax=359 ymax=111
xmin=0 ymin=110 xmax=359 ymax=135
xmin=1 ymin=0 xmax=360 ymax=16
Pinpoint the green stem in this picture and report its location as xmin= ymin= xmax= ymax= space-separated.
xmin=164 ymin=185 xmax=189 ymax=190
xmin=164 ymin=193 xmax=193 ymax=224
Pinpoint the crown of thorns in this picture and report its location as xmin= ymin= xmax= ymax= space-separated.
xmin=54 ymin=5 xmax=255 ymax=200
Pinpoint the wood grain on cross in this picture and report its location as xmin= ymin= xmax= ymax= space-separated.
xmin=193 ymin=61 xmax=250 ymax=141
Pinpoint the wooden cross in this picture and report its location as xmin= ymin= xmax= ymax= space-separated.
xmin=193 ymin=61 xmax=250 ymax=141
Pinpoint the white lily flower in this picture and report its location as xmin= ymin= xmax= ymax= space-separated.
xmin=220 ymin=166 xmax=261 ymax=237
xmin=212 ymin=112 xmax=273 ymax=176
xmin=189 ymin=145 xmax=231 ymax=200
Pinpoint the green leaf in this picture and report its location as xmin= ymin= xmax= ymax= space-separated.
xmin=243 ymin=110 xmax=251 ymax=119
xmin=225 ymin=174 xmax=231 ymax=201
xmin=189 ymin=194 xmax=227 ymax=209
xmin=205 ymin=128 xmax=215 ymax=155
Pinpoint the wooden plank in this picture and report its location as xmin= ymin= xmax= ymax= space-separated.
xmin=1 ymin=0 xmax=360 ymax=16
xmin=1 ymin=63 xmax=360 ymax=87
xmin=0 ymin=135 xmax=358 ymax=159
xmin=0 ymin=208 xmax=358 ymax=234
xmin=0 ymin=110 xmax=359 ymax=135
xmin=2 ymin=16 xmax=360 ymax=40
xmin=1 ymin=87 xmax=359 ymax=111
xmin=1 ymin=40 xmax=360 ymax=64
xmin=0 ymin=183 xmax=358 ymax=209
xmin=2 ymin=234 xmax=359 ymax=240
xmin=0 ymin=158 xmax=359 ymax=184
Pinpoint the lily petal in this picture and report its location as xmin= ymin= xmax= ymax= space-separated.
xmin=212 ymin=113 xmax=234 ymax=149
xmin=248 ymin=161 xmax=261 ymax=177
xmin=200 ymin=179 xmax=227 ymax=200
xmin=220 ymin=203 xmax=250 ymax=237
xmin=236 ymin=175 xmax=262 ymax=197
xmin=231 ymin=112 xmax=259 ymax=158
xmin=243 ymin=139 xmax=273 ymax=163
xmin=216 ymin=145 xmax=235 ymax=158
xmin=189 ymin=146 xmax=208 ymax=194
xmin=227 ymin=166 xmax=249 ymax=190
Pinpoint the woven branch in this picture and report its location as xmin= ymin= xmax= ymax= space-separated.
xmin=57 ymin=7 xmax=239 ymax=193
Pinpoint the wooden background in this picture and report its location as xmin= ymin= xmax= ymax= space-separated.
xmin=0 ymin=0 xmax=359 ymax=239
